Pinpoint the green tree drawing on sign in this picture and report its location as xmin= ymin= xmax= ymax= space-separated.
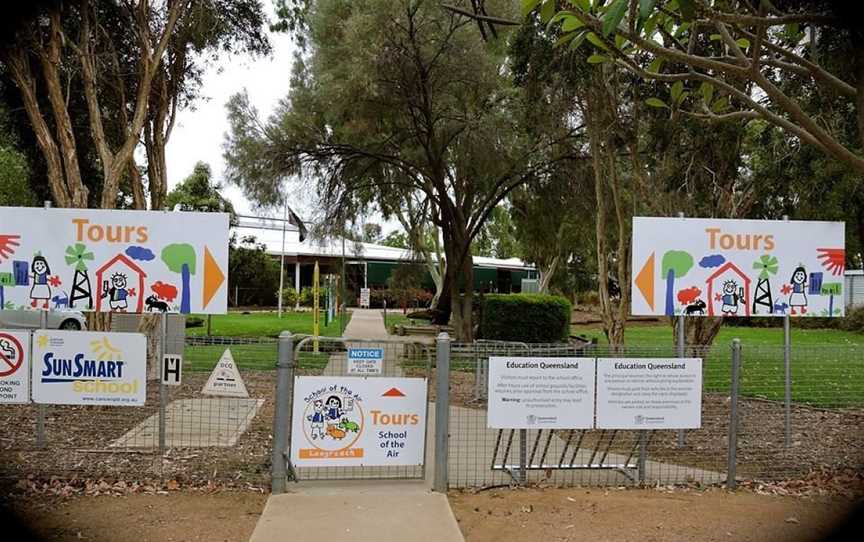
xmin=662 ymin=250 xmax=694 ymax=316
xmin=161 ymin=244 xmax=196 ymax=313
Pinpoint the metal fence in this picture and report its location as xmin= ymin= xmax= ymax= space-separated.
xmin=439 ymin=339 xmax=864 ymax=490
xmin=0 ymin=335 xmax=279 ymax=487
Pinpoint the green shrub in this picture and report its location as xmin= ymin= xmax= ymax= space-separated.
xmin=480 ymin=294 xmax=572 ymax=343
xmin=185 ymin=316 xmax=205 ymax=328
xmin=839 ymin=305 xmax=864 ymax=332
xmin=280 ymin=287 xmax=298 ymax=308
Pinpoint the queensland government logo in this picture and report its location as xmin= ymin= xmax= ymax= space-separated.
xmin=299 ymin=383 xmax=364 ymax=459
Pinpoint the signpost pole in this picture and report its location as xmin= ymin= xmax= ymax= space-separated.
xmin=271 ymin=331 xmax=294 ymax=494
xmin=278 ymin=200 xmax=288 ymax=318
xmin=727 ymin=339 xmax=742 ymax=489
xmin=313 ymin=261 xmax=320 ymax=353
xmin=782 ymin=215 xmax=791 ymax=449
xmin=158 ymin=313 xmax=167 ymax=452
xmin=36 ymin=200 xmax=51 ymax=448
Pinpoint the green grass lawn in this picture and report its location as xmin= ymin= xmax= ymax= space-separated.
xmin=186 ymin=310 xmax=351 ymax=338
xmin=383 ymin=310 xmax=422 ymax=333
xmin=571 ymin=323 xmax=864 ymax=408
xmin=183 ymin=311 xmax=352 ymax=372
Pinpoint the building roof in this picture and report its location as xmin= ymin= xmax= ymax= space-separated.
xmin=233 ymin=222 xmax=534 ymax=271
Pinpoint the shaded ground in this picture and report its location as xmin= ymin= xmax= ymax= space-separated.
xmin=450 ymin=487 xmax=858 ymax=542
xmin=3 ymin=491 xmax=267 ymax=542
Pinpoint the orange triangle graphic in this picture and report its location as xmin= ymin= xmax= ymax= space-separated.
xmin=635 ymin=252 xmax=655 ymax=311
xmin=202 ymin=246 xmax=225 ymax=309
xmin=382 ymin=387 xmax=405 ymax=397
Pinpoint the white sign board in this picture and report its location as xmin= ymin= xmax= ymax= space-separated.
xmin=0 ymin=206 xmax=228 ymax=314
xmin=596 ymin=358 xmax=702 ymax=429
xmin=359 ymin=287 xmax=370 ymax=308
xmin=347 ymin=348 xmax=384 ymax=375
xmin=291 ymin=376 xmax=427 ymax=467
xmin=162 ymin=354 xmax=182 ymax=386
xmin=487 ymin=357 xmax=595 ymax=429
xmin=31 ymin=330 xmax=146 ymax=406
xmin=631 ymin=217 xmax=845 ymax=317
xmin=0 ymin=330 xmax=30 ymax=404
xmin=201 ymin=349 xmax=248 ymax=397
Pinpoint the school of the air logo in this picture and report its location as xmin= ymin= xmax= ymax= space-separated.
xmin=298 ymin=383 xmax=365 ymax=459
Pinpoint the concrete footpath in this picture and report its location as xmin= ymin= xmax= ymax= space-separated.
xmin=249 ymin=308 xmax=463 ymax=542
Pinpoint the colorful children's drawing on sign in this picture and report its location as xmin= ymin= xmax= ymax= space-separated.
xmin=631 ymin=217 xmax=845 ymax=318
xmin=0 ymin=207 xmax=228 ymax=314
xmin=299 ymin=384 xmax=365 ymax=459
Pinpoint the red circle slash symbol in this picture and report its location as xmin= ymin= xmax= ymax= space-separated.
xmin=0 ymin=333 xmax=24 ymax=377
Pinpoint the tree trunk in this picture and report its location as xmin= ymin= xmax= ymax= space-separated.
xmin=538 ymin=255 xmax=559 ymax=293
xmin=672 ymin=316 xmax=724 ymax=350
xmin=433 ymin=270 xmax=452 ymax=325
xmin=450 ymin=250 xmax=475 ymax=341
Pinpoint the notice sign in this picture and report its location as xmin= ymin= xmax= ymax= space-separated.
xmin=487 ymin=357 xmax=595 ymax=429
xmin=290 ymin=376 xmax=427 ymax=467
xmin=631 ymin=217 xmax=845 ymax=317
xmin=347 ymin=348 xmax=384 ymax=375
xmin=359 ymin=288 xmax=370 ymax=308
xmin=0 ymin=330 xmax=30 ymax=404
xmin=596 ymin=358 xmax=702 ymax=429
xmin=31 ymin=330 xmax=147 ymax=406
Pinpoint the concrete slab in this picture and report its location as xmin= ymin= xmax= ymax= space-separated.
xmin=249 ymin=481 xmax=464 ymax=542
xmin=111 ymin=398 xmax=264 ymax=448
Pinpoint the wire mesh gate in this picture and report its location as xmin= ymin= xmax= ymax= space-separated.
xmin=283 ymin=336 xmax=433 ymax=483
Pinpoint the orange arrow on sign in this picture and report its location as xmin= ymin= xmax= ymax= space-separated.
xmin=202 ymin=246 xmax=225 ymax=309
xmin=382 ymin=387 xmax=405 ymax=397
xmin=635 ymin=252 xmax=655 ymax=311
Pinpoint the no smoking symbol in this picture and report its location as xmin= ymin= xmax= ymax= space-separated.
xmin=0 ymin=333 xmax=24 ymax=377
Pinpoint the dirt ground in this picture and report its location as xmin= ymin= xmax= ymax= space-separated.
xmin=4 ymin=486 xmax=859 ymax=542
xmin=450 ymin=487 xmax=859 ymax=542
xmin=3 ymin=491 xmax=268 ymax=542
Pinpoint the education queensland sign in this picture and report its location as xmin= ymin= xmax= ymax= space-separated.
xmin=290 ymin=376 xmax=427 ymax=467
xmin=0 ymin=330 xmax=30 ymax=404
xmin=0 ymin=206 xmax=228 ymax=314
xmin=631 ymin=217 xmax=845 ymax=317
xmin=487 ymin=357 xmax=595 ymax=429
xmin=595 ymin=358 xmax=702 ymax=430
xmin=30 ymin=330 xmax=147 ymax=406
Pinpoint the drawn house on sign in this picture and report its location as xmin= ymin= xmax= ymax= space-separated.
xmin=705 ymin=261 xmax=751 ymax=317
xmin=94 ymin=254 xmax=146 ymax=312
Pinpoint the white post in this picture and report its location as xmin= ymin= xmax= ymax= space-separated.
xmin=782 ymin=214 xmax=792 ymax=448
xmin=364 ymin=261 xmax=368 ymax=289
xmin=294 ymin=262 xmax=301 ymax=310
xmin=277 ymin=203 xmax=288 ymax=318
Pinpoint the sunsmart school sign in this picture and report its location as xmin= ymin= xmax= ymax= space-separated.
xmin=31 ymin=330 xmax=146 ymax=406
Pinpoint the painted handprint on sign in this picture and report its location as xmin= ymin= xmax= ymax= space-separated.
xmin=816 ymin=248 xmax=845 ymax=276
xmin=0 ymin=234 xmax=20 ymax=262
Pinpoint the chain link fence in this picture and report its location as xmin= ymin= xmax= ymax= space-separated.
xmin=0 ymin=335 xmax=279 ymax=487
xmin=441 ymin=340 xmax=864 ymax=489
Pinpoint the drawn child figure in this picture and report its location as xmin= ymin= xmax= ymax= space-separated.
xmin=720 ymin=280 xmax=743 ymax=315
xmin=102 ymin=273 xmax=134 ymax=311
xmin=324 ymin=395 xmax=344 ymax=435
xmin=29 ymin=255 xmax=52 ymax=309
xmin=788 ymin=266 xmax=808 ymax=315
xmin=307 ymin=399 xmax=326 ymax=440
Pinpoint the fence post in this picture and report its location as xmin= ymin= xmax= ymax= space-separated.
xmin=271 ymin=331 xmax=294 ymax=494
xmin=726 ymin=338 xmax=741 ymax=490
xmin=433 ymin=332 xmax=451 ymax=493
xmin=782 ymin=214 xmax=792 ymax=449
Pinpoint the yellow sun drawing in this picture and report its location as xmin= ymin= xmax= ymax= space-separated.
xmin=36 ymin=334 xmax=48 ymax=348
xmin=90 ymin=337 xmax=123 ymax=361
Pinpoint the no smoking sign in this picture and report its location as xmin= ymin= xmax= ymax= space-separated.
xmin=0 ymin=330 xmax=30 ymax=404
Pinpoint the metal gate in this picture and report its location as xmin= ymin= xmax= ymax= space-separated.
xmin=271 ymin=334 xmax=432 ymax=487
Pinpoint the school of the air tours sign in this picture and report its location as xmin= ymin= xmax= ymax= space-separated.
xmin=0 ymin=207 xmax=229 ymax=314
xmin=631 ymin=217 xmax=845 ymax=318
xmin=290 ymin=376 xmax=427 ymax=467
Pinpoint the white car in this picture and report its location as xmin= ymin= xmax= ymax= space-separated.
xmin=0 ymin=309 xmax=87 ymax=331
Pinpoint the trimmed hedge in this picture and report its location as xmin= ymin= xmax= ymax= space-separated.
xmin=480 ymin=294 xmax=572 ymax=343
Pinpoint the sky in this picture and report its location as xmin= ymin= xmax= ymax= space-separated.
xmin=164 ymin=26 xmax=297 ymax=219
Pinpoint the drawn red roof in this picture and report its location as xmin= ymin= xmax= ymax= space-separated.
xmin=382 ymin=387 xmax=405 ymax=397
xmin=705 ymin=261 xmax=750 ymax=284
xmin=95 ymin=253 xmax=148 ymax=277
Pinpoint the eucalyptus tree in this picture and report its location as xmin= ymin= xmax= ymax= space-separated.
xmin=224 ymin=0 xmax=580 ymax=339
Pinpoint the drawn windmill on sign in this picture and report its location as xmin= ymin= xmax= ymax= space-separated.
xmin=752 ymin=254 xmax=779 ymax=314
xmin=65 ymin=243 xmax=94 ymax=309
